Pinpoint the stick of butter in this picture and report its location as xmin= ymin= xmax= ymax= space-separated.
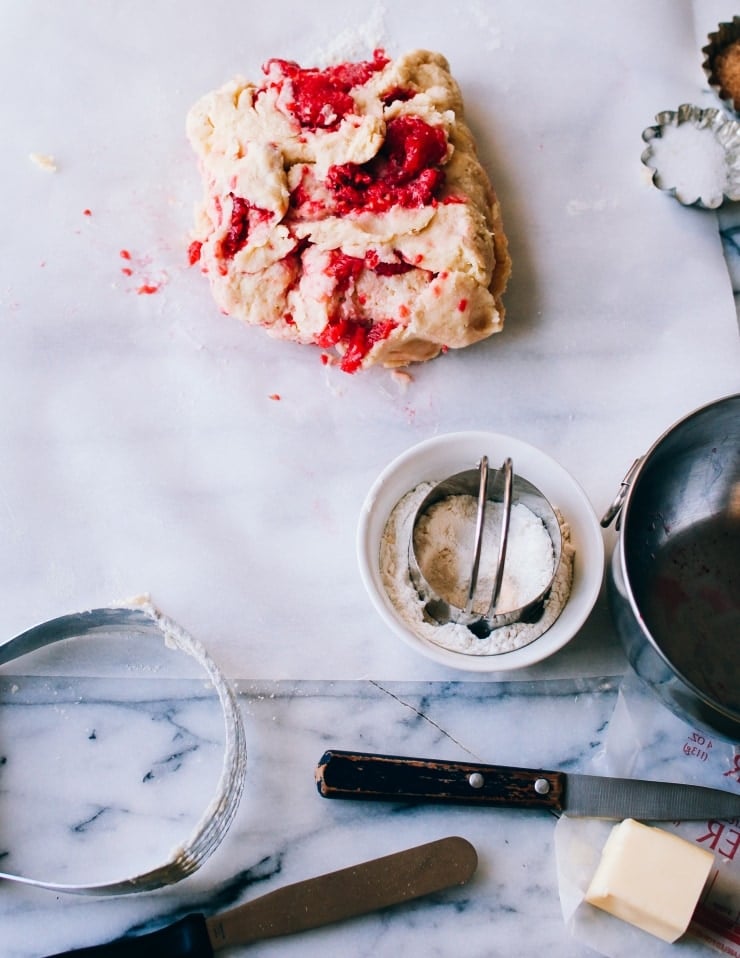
xmin=585 ymin=818 xmax=714 ymax=943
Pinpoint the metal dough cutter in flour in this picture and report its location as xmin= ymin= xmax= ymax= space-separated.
xmin=408 ymin=457 xmax=562 ymax=638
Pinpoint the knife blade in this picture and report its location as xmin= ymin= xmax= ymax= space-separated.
xmin=315 ymin=749 xmax=740 ymax=821
xmin=44 ymin=835 xmax=477 ymax=958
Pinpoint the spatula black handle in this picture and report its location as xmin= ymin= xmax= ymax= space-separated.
xmin=315 ymin=749 xmax=565 ymax=810
xmin=43 ymin=914 xmax=213 ymax=958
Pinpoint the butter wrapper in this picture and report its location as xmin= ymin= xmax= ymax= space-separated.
xmin=555 ymin=675 xmax=740 ymax=957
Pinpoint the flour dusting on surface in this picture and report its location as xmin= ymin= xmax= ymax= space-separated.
xmin=308 ymin=4 xmax=388 ymax=65
xmin=469 ymin=1 xmax=503 ymax=50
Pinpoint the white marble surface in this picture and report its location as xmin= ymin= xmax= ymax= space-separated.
xmin=1 ymin=1 xmax=740 ymax=956
xmin=1 ymin=671 xmax=739 ymax=958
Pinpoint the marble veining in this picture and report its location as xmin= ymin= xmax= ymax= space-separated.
xmin=2 ymin=675 xmax=738 ymax=957
xmin=718 ymin=214 xmax=740 ymax=318
xmin=2 ymin=676 xmax=617 ymax=957
xmin=0 ymin=1 xmax=739 ymax=956
xmin=0 ymin=676 xmax=228 ymax=887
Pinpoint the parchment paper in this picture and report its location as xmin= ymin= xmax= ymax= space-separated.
xmin=556 ymin=677 xmax=740 ymax=957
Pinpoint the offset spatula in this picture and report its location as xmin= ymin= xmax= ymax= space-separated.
xmin=315 ymin=749 xmax=740 ymax=821
xmin=45 ymin=836 xmax=477 ymax=957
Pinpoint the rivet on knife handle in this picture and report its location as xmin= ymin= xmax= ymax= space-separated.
xmin=316 ymin=750 xmax=565 ymax=811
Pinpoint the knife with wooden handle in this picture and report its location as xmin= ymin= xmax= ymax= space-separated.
xmin=315 ymin=749 xmax=740 ymax=821
xmin=43 ymin=836 xmax=477 ymax=957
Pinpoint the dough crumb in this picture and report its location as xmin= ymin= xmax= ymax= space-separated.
xmin=390 ymin=369 xmax=414 ymax=388
xmin=29 ymin=152 xmax=57 ymax=172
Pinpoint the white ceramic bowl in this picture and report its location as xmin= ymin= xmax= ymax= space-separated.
xmin=357 ymin=431 xmax=605 ymax=671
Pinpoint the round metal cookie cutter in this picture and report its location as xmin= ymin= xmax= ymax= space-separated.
xmin=0 ymin=599 xmax=247 ymax=895
xmin=408 ymin=457 xmax=563 ymax=638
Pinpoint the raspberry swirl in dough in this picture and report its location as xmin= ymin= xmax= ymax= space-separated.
xmin=187 ymin=49 xmax=510 ymax=373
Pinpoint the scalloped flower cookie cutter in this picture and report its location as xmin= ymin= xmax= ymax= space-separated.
xmin=0 ymin=598 xmax=247 ymax=895
xmin=641 ymin=104 xmax=740 ymax=209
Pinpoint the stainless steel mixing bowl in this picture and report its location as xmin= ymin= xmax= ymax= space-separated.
xmin=603 ymin=393 xmax=740 ymax=741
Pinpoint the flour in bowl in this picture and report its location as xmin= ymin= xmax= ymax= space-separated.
xmin=413 ymin=493 xmax=556 ymax=615
xmin=380 ymin=481 xmax=575 ymax=655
